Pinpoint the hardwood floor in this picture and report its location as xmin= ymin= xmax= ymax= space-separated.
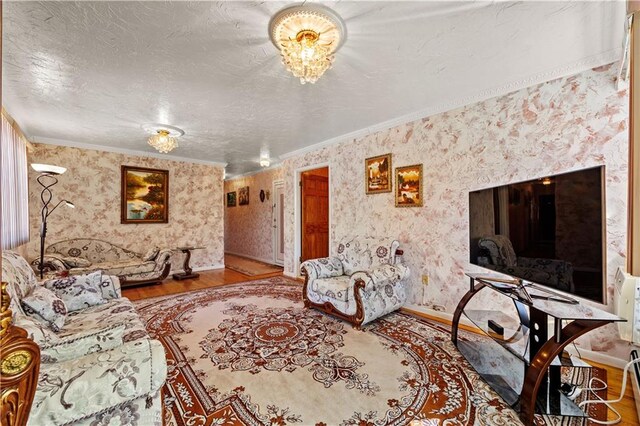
xmin=122 ymin=267 xmax=286 ymax=301
xmin=124 ymin=269 xmax=639 ymax=424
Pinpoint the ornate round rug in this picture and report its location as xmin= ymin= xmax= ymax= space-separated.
xmin=134 ymin=277 xmax=604 ymax=426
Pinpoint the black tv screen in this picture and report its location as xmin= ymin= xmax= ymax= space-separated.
xmin=468 ymin=166 xmax=605 ymax=304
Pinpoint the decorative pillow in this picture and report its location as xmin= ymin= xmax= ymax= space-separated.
xmin=143 ymin=247 xmax=160 ymax=261
xmin=61 ymin=257 xmax=92 ymax=268
xmin=40 ymin=324 xmax=125 ymax=363
xmin=336 ymin=238 xmax=400 ymax=275
xmin=21 ymin=286 xmax=67 ymax=332
xmin=44 ymin=271 xmax=106 ymax=312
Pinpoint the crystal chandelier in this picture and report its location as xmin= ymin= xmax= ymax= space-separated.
xmin=148 ymin=130 xmax=178 ymax=153
xmin=269 ymin=4 xmax=346 ymax=84
xmin=143 ymin=124 xmax=184 ymax=154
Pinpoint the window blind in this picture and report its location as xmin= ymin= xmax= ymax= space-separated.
xmin=1 ymin=113 xmax=30 ymax=249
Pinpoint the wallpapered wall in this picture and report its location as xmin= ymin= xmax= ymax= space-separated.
xmin=280 ymin=64 xmax=631 ymax=359
xmin=24 ymin=144 xmax=225 ymax=271
xmin=224 ymin=167 xmax=284 ymax=263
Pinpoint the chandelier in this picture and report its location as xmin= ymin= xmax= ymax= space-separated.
xmin=269 ymin=4 xmax=346 ymax=84
xmin=143 ymin=124 xmax=184 ymax=154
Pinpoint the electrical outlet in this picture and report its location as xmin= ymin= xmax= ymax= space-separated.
xmin=421 ymin=275 xmax=429 ymax=286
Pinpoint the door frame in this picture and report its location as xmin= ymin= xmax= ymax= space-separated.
xmin=272 ymin=179 xmax=285 ymax=266
xmin=294 ymin=163 xmax=331 ymax=276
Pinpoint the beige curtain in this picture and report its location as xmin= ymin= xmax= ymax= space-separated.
xmin=631 ymin=7 xmax=640 ymax=275
xmin=1 ymin=112 xmax=30 ymax=249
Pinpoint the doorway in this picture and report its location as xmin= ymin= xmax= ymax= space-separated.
xmin=272 ymin=180 xmax=285 ymax=266
xmin=295 ymin=165 xmax=330 ymax=274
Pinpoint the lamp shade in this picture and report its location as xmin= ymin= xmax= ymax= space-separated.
xmin=31 ymin=163 xmax=67 ymax=175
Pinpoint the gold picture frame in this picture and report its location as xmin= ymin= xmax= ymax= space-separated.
xmin=121 ymin=166 xmax=169 ymax=223
xmin=395 ymin=164 xmax=423 ymax=207
xmin=365 ymin=153 xmax=392 ymax=194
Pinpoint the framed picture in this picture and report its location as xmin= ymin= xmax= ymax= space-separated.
xmin=226 ymin=191 xmax=237 ymax=207
xmin=395 ymin=164 xmax=423 ymax=207
xmin=365 ymin=153 xmax=392 ymax=194
xmin=238 ymin=186 xmax=249 ymax=205
xmin=121 ymin=166 xmax=169 ymax=223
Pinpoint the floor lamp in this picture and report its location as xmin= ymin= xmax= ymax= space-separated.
xmin=32 ymin=164 xmax=75 ymax=278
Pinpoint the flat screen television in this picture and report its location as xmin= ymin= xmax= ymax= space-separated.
xmin=468 ymin=166 xmax=606 ymax=304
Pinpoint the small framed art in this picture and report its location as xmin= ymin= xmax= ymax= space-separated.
xmin=365 ymin=153 xmax=392 ymax=194
xmin=395 ymin=164 xmax=423 ymax=207
xmin=227 ymin=192 xmax=237 ymax=207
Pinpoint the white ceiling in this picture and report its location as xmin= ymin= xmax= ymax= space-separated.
xmin=2 ymin=1 xmax=625 ymax=176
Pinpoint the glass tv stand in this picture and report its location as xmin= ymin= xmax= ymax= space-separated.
xmin=451 ymin=273 xmax=624 ymax=424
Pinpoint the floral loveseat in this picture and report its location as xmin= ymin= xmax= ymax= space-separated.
xmin=34 ymin=238 xmax=172 ymax=287
xmin=301 ymin=237 xmax=410 ymax=328
xmin=2 ymin=250 xmax=167 ymax=425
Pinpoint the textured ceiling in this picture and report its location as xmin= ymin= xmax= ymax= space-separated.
xmin=2 ymin=1 xmax=625 ymax=176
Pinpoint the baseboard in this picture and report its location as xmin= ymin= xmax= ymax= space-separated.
xmin=172 ymin=263 xmax=225 ymax=274
xmin=283 ymin=271 xmax=301 ymax=280
xmin=225 ymin=251 xmax=277 ymax=266
xmin=403 ymin=304 xmax=629 ymax=369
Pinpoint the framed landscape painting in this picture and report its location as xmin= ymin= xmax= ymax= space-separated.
xmin=395 ymin=164 xmax=423 ymax=207
xmin=238 ymin=186 xmax=249 ymax=205
xmin=227 ymin=191 xmax=237 ymax=207
xmin=121 ymin=166 xmax=169 ymax=223
xmin=365 ymin=153 xmax=392 ymax=194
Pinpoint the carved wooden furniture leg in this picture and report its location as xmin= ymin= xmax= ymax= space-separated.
xmin=172 ymin=247 xmax=200 ymax=281
xmin=0 ymin=283 xmax=41 ymax=426
xmin=519 ymin=318 xmax=610 ymax=425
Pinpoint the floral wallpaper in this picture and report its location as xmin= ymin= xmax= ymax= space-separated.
xmin=224 ymin=167 xmax=284 ymax=263
xmin=280 ymin=64 xmax=632 ymax=360
xmin=24 ymin=144 xmax=225 ymax=272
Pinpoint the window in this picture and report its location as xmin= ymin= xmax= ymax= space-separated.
xmin=1 ymin=112 xmax=30 ymax=249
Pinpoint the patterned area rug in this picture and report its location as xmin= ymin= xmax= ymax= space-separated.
xmin=134 ymin=277 xmax=606 ymax=425
xmin=225 ymin=254 xmax=284 ymax=276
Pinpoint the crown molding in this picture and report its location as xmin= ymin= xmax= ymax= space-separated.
xmin=280 ymin=50 xmax=622 ymax=161
xmin=225 ymin=163 xmax=283 ymax=181
xmin=31 ymin=136 xmax=228 ymax=167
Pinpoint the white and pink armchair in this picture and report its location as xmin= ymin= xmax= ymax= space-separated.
xmin=301 ymin=237 xmax=410 ymax=328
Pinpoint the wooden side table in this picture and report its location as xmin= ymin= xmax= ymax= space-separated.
xmin=172 ymin=247 xmax=204 ymax=280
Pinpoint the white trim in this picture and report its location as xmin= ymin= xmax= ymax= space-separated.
xmin=172 ymin=263 xmax=225 ymax=274
xmin=32 ymin=136 xmax=228 ymax=167
xmin=294 ymin=163 xmax=331 ymax=276
xmin=225 ymin=163 xmax=282 ymax=181
xmin=225 ymin=251 xmax=278 ymax=266
xmin=403 ymin=304 xmax=630 ymax=369
xmin=272 ymin=179 xmax=285 ymax=266
xmin=279 ymin=50 xmax=622 ymax=161
xmin=283 ymin=271 xmax=300 ymax=279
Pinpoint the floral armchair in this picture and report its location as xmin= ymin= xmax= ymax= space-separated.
xmin=301 ymin=237 xmax=410 ymax=328
xmin=477 ymin=235 xmax=575 ymax=292
xmin=33 ymin=238 xmax=172 ymax=287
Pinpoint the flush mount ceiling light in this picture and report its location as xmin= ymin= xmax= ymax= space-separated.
xmin=260 ymin=157 xmax=270 ymax=167
xmin=269 ymin=4 xmax=346 ymax=84
xmin=142 ymin=124 xmax=184 ymax=154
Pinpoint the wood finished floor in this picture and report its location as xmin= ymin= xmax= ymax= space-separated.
xmin=123 ymin=269 xmax=639 ymax=425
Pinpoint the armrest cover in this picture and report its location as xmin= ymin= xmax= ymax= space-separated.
xmin=154 ymin=249 xmax=173 ymax=270
xmin=33 ymin=254 xmax=68 ymax=271
xmin=40 ymin=324 xmax=125 ymax=363
xmin=32 ymin=338 xmax=167 ymax=426
xmin=351 ymin=263 xmax=410 ymax=293
xmin=301 ymin=257 xmax=344 ymax=280
xmin=99 ymin=274 xmax=122 ymax=299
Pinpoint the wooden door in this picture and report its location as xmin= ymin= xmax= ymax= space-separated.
xmin=301 ymin=169 xmax=329 ymax=262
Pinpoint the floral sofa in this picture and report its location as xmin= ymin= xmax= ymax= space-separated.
xmin=34 ymin=238 xmax=172 ymax=287
xmin=477 ymin=235 xmax=575 ymax=292
xmin=2 ymin=250 xmax=167 ymax=425
xmin=301 ymin=237 xmax=410 ymax=328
